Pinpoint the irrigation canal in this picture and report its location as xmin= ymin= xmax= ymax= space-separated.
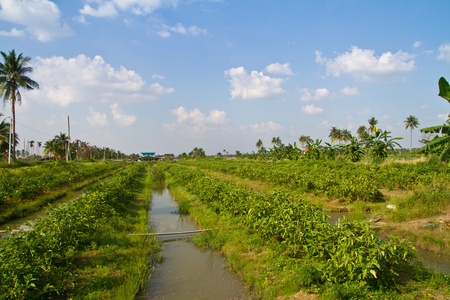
xmin=135 ymin=187 xmax=254 ymax=300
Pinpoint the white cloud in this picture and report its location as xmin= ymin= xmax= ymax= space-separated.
xmin=87 ymin=107 xmax=108 ymax=126
xmin=437 ymin=43 xmax=450 ymax=63
xmin=79 ymin=2 xmax=118 ymax=17
xmin=315 ymin=46 xmax=415 ymax=82
xmin=164 ymin=106 xmax=230 ymax=135
xmin=224 ymin=66 xmax=285 ymax=99
xmin=110 ymin=103 xmax=137 ymax=126
xmin=25 ymin=54 xmax=174 ymax=107
xmin=421 ymin=104 xmax=429 ymax=109
xmin=438 ymin=113 xmax=449 ymax=123
xmin=357 ymin=108 xmax=370 ymax=115
xmin=413 ymin=41 xmax=421 ymax=48
xmin=299 ymin=88 xmax=330 ymax=101
xmin=0 ymin=0 xmax=73 ymax=42
xmin=381 ymin=115 xmax=391 ymax=120
xmin=79 ymin=0 xmax=178 ymax=17
xmin=340 ymin=86 xmax=360 ymax=96
xmin=156 ymin=23 xmax=207 ymax=37
xmin=302 ymin=104 xmax=324 ymax=115
xmin=0 ymin=27 xmax=25 ymax=37
xmin=241 ymin=121 xmax=284 ymax=134
xmin=265 ymin=63 xmax=294 ymax=75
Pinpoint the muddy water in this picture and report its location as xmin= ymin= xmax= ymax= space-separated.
xmin=136 ymin=188 xmax=253 ymax=300
xmin=327 ymin=211 xmax=450 ymax=274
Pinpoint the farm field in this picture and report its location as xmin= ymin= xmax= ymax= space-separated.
xmin=0 ymin=159 xmax=449 ymax=299
xmin=162 ymin=159 xmax=450 ymax=299
xmin=0 ymin=162 xmax=161 ymax=299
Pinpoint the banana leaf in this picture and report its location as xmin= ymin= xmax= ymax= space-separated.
xmin=438 ymin=77 xmax=450 ymax=103
xmin=420 ymin=125 xmax=450 ymax=134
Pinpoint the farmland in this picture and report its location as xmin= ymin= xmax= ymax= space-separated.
xmin=164 ymin=158 xmax=450 ymax=299
xmin=0 ymin=159 xmax=449 ymax=299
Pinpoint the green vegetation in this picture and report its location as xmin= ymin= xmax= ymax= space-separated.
xmin=164 ymin=162 xmax=450 ymax=299
xmin=0 ymin=161 xmax=128 ymax=224
xmin=0 ymin=163 xmax=160 ymax=299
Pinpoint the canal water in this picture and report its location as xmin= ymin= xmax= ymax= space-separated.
xmin=136 ymin=187 xmax=254 ymax=300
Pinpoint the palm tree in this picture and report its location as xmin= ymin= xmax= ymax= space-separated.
xmin=0 ymin=50 xmax=39 ymax=162
xmin=404 ymin=115 xmax=419 ymax=153
xmin=0 ymin=113 xmax=10 ymax=157
xmin=271 ymin=137 xmax=281 ymax=147
xmin=329 ymin=127 xmax=340 ymax=144
xmin=357 ymin=125 xmax=368 ymax=140
xmin=341 ymin=129 xmax=352 ymax=143
xmin=256 ymin=139 xmax=263 ymax=152
xmin=368 ymin=117 xmax=378 ymax=134
xmin=299 ymin=135 xmax=312 ymax=147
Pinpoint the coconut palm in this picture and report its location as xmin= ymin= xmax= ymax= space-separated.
xmin=256 ymin=139 xmax=263 ymax=151
xmin=0 ymin=50 xmax=39 ymax=162
xmin=329 ymin=126 xmax=339 ymax=143
xmin=357 ymin=125 xmax=368 ymax=140
xmin=271 ymin=137 xmax=281 ymax=147
xmin=341 ymin=129 xmax=352 ymax=143
xmin=299 ymin=135 xmax=312 ymax=147
xmin=368 ymin=117 xmax=378 ymax=134
xmin=404 ymin=115 xmax=419 ymax=153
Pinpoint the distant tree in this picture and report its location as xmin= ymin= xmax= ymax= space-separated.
xmin=271 ymin=137 xmax=281 ymax=147
xmin=299 ymin=135 xmax=312 ymax=147
xmin=0 ymin=50 xmax=39 ymax=162
xmin=357 ymin=125 xmax=368 ymax=140
xmin=404 ymin=115 xmax=420 ymax=153
xmin=341 ymin=129 xmax=352 ymax=143
xmin=329 ymin=127 xmax=343 ymax=144
xmin=368 ymin=117 xmax=378 ymax=134
xmin=256 ymin=139 xmax=263 ymax=152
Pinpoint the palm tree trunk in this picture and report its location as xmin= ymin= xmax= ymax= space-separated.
xmin=11 ymin=99 xmax=16 ymax=162
xmin=410 ymin=127 xmax=412 ymax=154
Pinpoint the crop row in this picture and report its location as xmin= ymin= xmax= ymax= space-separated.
xmin=0 ymin=163 xmax=146 ymax=299
xmin=0 ymin=161 xmax=127 ymax=204
xmin=179 ymin=160 xmax=450 ymax=201
xmin=167 ymin=164 xmax=415 ymax=286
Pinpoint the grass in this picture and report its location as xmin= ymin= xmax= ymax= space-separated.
xmin=68 ymin=165 xmax=161 ymax=299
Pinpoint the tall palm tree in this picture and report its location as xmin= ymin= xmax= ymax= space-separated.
xmin=329 ymin=126 xmax=340 ymax=144
xmin=341 ymin=129 xmax=352 ymax=143
xmin=357 ymin=125 xmax=368 ymax=140
xmin=299 ymin=135 xmax=312 ymax=147
xmin=368 ymin=117 xmax=378 ymax=134
xmin=404 ymin=115 xmax=419 ymax=153
xmin=256 ymin=139 xmax=263 ymax=151
xmin=0 ymin=50 xmax=39 ymax=162
xmin=271 ymin=137 xmax=281 ymax=147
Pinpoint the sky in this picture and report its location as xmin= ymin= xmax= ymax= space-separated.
xmin=0 ymin=0 xmax=449 ymax=156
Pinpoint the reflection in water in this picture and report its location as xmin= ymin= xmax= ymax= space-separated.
xmin=136 ymin=188 xmax=253 ymax=300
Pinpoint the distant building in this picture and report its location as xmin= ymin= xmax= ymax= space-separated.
xmin=141 ymin=152 xmax=157 ymax=161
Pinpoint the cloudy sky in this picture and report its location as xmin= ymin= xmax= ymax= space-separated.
xmin=1 ymin=0 xmax=449 ymax=155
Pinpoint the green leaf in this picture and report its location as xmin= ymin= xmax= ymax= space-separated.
xmin=370 ymin=269 xmax=377 ymax=278
xmin=438 ymin=77 xmax=450 ymax=103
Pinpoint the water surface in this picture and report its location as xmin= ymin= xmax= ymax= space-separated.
xmin=137 ymin=188 xmax=253 ymax=300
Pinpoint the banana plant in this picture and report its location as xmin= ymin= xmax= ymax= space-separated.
xmin=420 ymin=77 xmax=450 ymax=161
xmin=365 ymin=128 xmax=402 ymax=160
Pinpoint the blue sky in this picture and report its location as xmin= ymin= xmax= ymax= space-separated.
xmin=1 ymin=0 xmax=449 ymax=156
